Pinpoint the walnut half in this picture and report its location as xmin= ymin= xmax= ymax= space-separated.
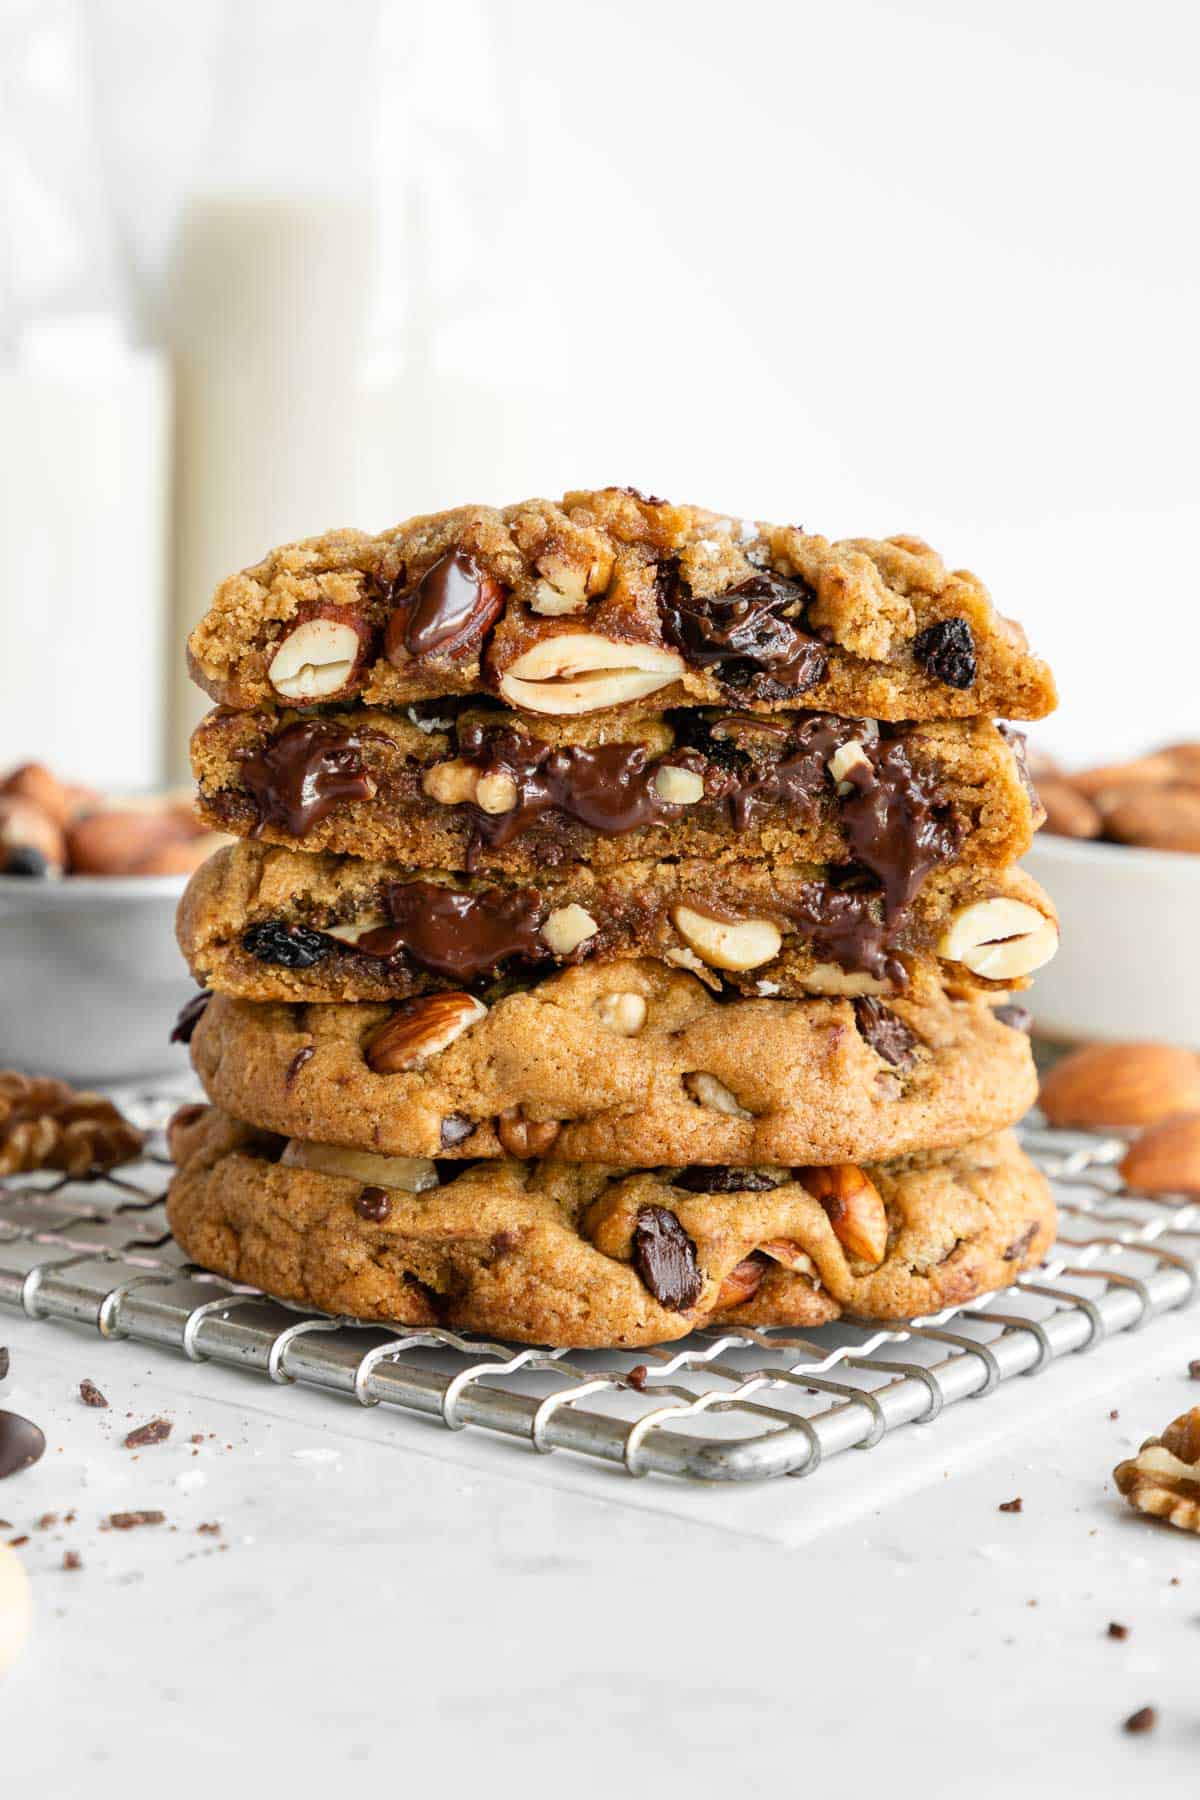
xmin=1114 ymin=1407 xmax=1200 ymax=1533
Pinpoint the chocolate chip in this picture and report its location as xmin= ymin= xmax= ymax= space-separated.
xmin=170 ymin=989 xmax=212 ymax=1045
xmin=671 ymin=1167 xmax=783 ymax=1194
xmin=62 ymin=1550 xmax=82 ymax=1571
xmin=0 ymin=1410 xmax=45 ymax=1480
xmin=912 ymin=617 xmax=976 ymax=688
xmin=285 ymin=1045 xmax=314 ymax=1087
xmin=852 ymin=997 xmax=918 ymax=1070
xmin=1123 ymin=1706 xmax=1157 ymax=1735
xmin=440 ymin=1113 xmax=475 ymax=1148
xmin=106 ymin=1510 xmax=166 ymax=1530
xmin=632 ymin=1207 xmax=703 ymax=1311
xmin=1108 ymin=1622 xmax=1130 ymax=1640
xmin=355 ymin=1186 xmax=392 ymax=1223
xmin=1002 ymin=1223 xmax=1039 ymax=1262
xmin=241 ymin=920 xmax=332 ymax=968
xmin=386 ymin=551 xmax=506 ymax=663
xmin=998 ymin=1497 xmax=1023 ymax=1513
xmin=993 ymin=1003 xmax=1033 ymax=1033
xmin=4 ymin=846 xmax=50 ymax=876
xmin=123 ymin=1418 xmax=172 ymax=1449
xmin=78 ymin=1379 xmax=108 ymax=1409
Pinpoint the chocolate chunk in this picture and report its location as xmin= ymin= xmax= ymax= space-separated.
xmin=359 ymin=881 xmax=547 ymax=981
xmin=912 ymin=617 xmax=976 ymax=688
xmin=241 ymin=921 xmax=332 ymax=968
xmin=1107 ymin=1621 xmax=1130 ymax=1640
xmin=632 ymin=1206 xmax=703 ymax=1311
xmin=1123 ymin=1706 xmax=1157 ymax=1735
xmin=386 ymin=551 xmax=506 ymax=663
xmin=170 ymin=990 xmax=211 ymax=1045
xmin=284 ymin=1045 xmax=314 ymax=1087
xmin=355 ymin=1186 xmax=392 ymax=1223
xmin=671 ymin=1167 xmax=784 ymax=1193
xmin=440 ymin=1114 xmax=474 ymax=1148
xmin=0 ymin=1411 xmax=45 ymax=1480
xmin=78 ymin=1379 xmax=108 ymax=1409
xmin=840 ymin=741 xmax=960 ymax=919
xmin=123 ymin=1418 xmax=172 ymax=1449
xmin=852 ymin=997 xmax=918 ymax=1070
xmin=4 ymin=846 xmax=50 ymax=876
xmin=659 ymin=564 xmax=827 ymax=698
xmin=106 ymin=1510 xmax=166 ymax=1530
xmin=1002 ymin=1222 xmax=1039 ymax=1263
xmin=0 ymin=1348 xmax=7 ymax=1382
xmin=240 ymin=719 xmax=374 ymax=837
xmin=994 ymin=1003 xmax=1033 ymax=1033
xmin=998 ymin=1497 xmax=1023 ymax=1513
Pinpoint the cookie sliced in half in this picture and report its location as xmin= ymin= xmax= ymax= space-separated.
xmin=167 ymin=1107 xmax=1055 ymax=1348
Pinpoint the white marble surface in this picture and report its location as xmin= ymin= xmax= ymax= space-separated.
xmin=1 ymin=1294 xmax=1198 ymax=1796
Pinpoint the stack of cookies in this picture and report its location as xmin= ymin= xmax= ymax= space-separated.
xmin=168 ymin=487 xmax=1060 ymax=1348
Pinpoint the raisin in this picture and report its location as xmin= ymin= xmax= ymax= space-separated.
xmin=912 ymin=617 xmax=976 ymax=689
xmin=241 ymin=921 xmax=332 ymax=968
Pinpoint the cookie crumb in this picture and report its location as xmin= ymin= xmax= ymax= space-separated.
xmin=998 ymin=1497 xmax=1023 ymax=1513
xmin=105 ymin=1510 xmax=166 ymax=1530
xmin=123 ymin=1418 xmax=172 ymax=1449
xmin=1123 ymin=1706 xmax=1156 ymax=1735
xmin=196 ymin=1522 xmax=221 ymax=1535
xmin=1107 ymin=1621 xmax=1129 ymax=1640
xmin=79 ymin=1379 xmax=108 ymax=1409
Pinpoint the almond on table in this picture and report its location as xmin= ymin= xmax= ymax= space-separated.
xmin=1038 ymin=1042 xmax=1200 ymax=1129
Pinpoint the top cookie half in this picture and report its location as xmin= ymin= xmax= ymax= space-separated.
xmin=187 ymin=488 xmax=1057 ymax=724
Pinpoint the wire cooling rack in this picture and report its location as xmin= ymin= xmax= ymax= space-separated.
xmin=0 ymin=1086 xmax=1196 ymax=1484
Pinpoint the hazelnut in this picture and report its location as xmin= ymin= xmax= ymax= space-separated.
xmin=672 ymin=904 xmax=782 ymax=973
xmin=938 ymin=897 xmax=1058 ymax=980
xmin=365 ymin=994 xmax=488 ymax=1074
xmin=268 ymin=612 xmax=367 ymax=701
xmin=496 ymin=1108 xmax=560 ymax=1158
xmin=593 ymin=992 xmax=647 ymax=1035
xmin=541 ymin=903 xmax=599 ymax=957
xmin=279 ymin=1140 xmax=438 ymax=1191
xmin=799 ymin=1164 xmax=888 ymax=1266
xmin=683 ymin=1071 xmax=752 ymax=1118
xmin=0 ymin=796 xmax=66 ymax=876
xmin=653 ymin=765 xmax=705 ymax=805
xmin=497 ymin=633 xmax=685 ymax=715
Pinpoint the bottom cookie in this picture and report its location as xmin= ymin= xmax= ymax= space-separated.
xmin=166 ymin=1107 xmax=1055 ymax=1348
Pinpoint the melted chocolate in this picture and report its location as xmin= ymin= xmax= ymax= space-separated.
xmin=658 ymin=564 xmax=827 ymax=697
xmin=240 ymin=720 xmax=374 ymax=836
xmin=358 ymin=881 xmax=547 ymax=981
xmin=784 ymin=882 xmax=904 ymax=984
xmin=840 ymin=742 xmax=960 ymax=918
xmin=0 ymin=1409 xmax=46 ymax=1480
xmin=386 ymin=551 xmax=506 ymax=662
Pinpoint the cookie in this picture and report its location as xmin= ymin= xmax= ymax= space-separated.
xmin=192 ymin=703 xmax=1042 ymax=877
xmin=186 ymin=962 xmax=1038 ymax=1163
xmin=166 ymin=1107 xmax=1055 ymax=1347
xmin=186 ymin=488 xmax=1056 ymax=724
xmin=178 ymin=841 xmax=1058 ymax=1005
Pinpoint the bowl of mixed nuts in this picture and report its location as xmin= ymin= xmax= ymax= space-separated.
xmin=1024 ymin=741 xmax=1200 ymax=1047
xmin=0 ymin=763 xmax=226 ymax=1082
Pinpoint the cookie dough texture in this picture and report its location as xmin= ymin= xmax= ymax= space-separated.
xmin=187 ymin=488 xmax=1056 ymax=723
xmin=166 ymin=1108 xmax=1055 ymax=1347
xmin=192 ymin=705 xmax=1042 ymax=875
xmin=188 ymin=962 xmax=1038 ymax=1164
xmin=177 ymin=841 xmax=1058 ymax=1005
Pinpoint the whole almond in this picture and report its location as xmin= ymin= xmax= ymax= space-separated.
xmin=67 ymin=811 xmax=190 ymax=876
xmin=1040 ymin=1042 xmax=1200 ymax=1128
xmin=366 ymin=993 xmax=487 ymax=1074
xmin=1120 ymin=1114 xmax=1200 ymax=1195
xmin=1097 ymin=784 xmax=1200 ymax=854
xmin=799 ymin=1164 xmax=888 ymax=1265
xmin=1072 ymin=754 xmax=1180 ymax=798
xmin=1035 ymin=778 xmax=1102 ymax=840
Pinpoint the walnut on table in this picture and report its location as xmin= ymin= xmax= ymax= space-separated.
xmin=0 ymin=1072 xmax=145 ymax=1177
xmin=1114 ymin=1407 xmax=1200 ymax=1533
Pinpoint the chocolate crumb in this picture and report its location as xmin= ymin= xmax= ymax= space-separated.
xmin=106 ymin=1510 xmax=166 ymax=1530
xmin=123 ymin=1418 xmax=172 ymax=1450
xmin=1169 ymin=1576 xmax=1181 ymax=1586
xmin=998 ymin=1497 xmax=1023 ymax=1513
xmin=79 ymin=1378 xmax=108 ymax=1409
xmin=62 ymin=1550 xmax=82 ymax=1571
xmin=627 ymin=1365 xmax=650 ymax=1391
xmin=196 ymin=1522 xmax=221 ymax=1535
xmin=1123 ymin=1706 xmax=1157 ymax=1735
xmin=1108 ymin=1622 xmax=1130 ymax=1640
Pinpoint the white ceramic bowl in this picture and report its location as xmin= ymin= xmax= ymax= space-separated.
xmin=1024 ymin=835 xmax=1200 ymax=1048
xmin=0 ymin=872 xmax=197 ymax=1084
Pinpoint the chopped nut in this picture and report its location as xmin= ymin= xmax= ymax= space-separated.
xmin=998 ymin=1497 xmax=1023 ymax=1513
xmin=422 ymin=760 xmax=480 ymax=805
xmin=828 ymin=739 xmax=872 ymax=789
xmin=268 ymin=613 xmax=366 ymax=701
xmin=0 ymin=1073 xmax=144 ymax=1177
xmin=475 ymin=771 xmax=519 ymax=814
xmin=541 ymin=903 xmax=598 ymax=957
xmin=938 ymin=898 xmax=1058 ymax=980
xmin=322 ymin=915 xmax=388 ymax=946
xmin=653 ymin=765 xmax=704 ymax=805
xmin=496 ymin=1109 xmax=560 ymax=1158
xmin=714 ymin=1256 xmax=766 ymax=1309
xmin=1107 ymin=1621 xmax=1129 ymax=1640
xmin=801 ymin=963 xmax=889 ymax=998
xmin=105 ymin=1510 xmax=166 ymax=1530
xmin=280 ymin=1140 xmax=438 ymax=1192
xmin=365 ymin=994 xmax=487 ymax=1074
xmin=593 ymin=992 xmax=647 ymax=1036
xmin=529 ymin=579 xmax=588 ymax=617
xmin=799 ymin=1164 xmax=888 ymax=1266
xmin=498 ymin=634 xmax=685 ymax=715
xmin=672 ymin=904 xmax=781 ymax=973
xmin=683 ymin=1071 xmax=752 ymax=1118
xmin=1114 ymin=1406 xmax=1200 ymax=1533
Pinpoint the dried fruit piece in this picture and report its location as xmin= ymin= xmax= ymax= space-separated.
xmin=496 ymin=1109 xmax=560 ymax=1158
xmin=938 ymin=897 xmax=1058 ymax=980
xmin=800 ymin=1164 xmax=888 ymax=1266
xmin=365 ymin=994 xmax=488 ymax=1074
xmin=1040 ymin=1042 xmax=1200 ymax=1128
xmin=672 ymin=904 xmax=782 ymax=972
xmin=852 ymin=997 xmax=917 ymax=1070
xmin=1119 ymin=1113 xmax=1200 ymax=1194
xmin=1115 ymin=1407 xmax=1200 ymax=1533
xmin=241 ymin=920 xmax=332 ymax=968
xmin=912 ymin=617 xmax=976 ymax=688
xmin=633 ymin=1206 xmax=703 ymax=1311
xmin=497 ymin=634 xmax=685 ymax=715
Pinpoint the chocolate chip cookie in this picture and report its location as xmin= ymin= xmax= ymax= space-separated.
xmin=186 ymin=962 xmax=1038 ymax=1164
xmin=186 ymin=488 xmax=1056 ymax=724
xmin=166 ymin=1105 xmax=1055 ymax=1346
xmin=191 ymin=704 xmax=1042 ymax=877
